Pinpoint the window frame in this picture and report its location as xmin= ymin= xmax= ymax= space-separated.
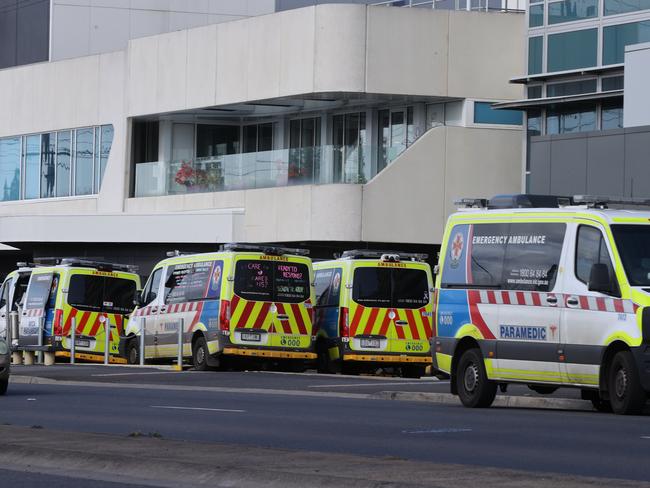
xmin=574 ymin=224 xmax=617 ymax=286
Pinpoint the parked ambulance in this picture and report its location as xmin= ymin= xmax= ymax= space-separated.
xmin=0 ymin=264 xmax=32 ymax=342
xmin=433 ymin=194 xmax=650 ymax=414
xmin=313 ymin=250 xmax=434 ymax=377
xmin=121 ymin=244 xmax=316 ymax=370
xmin=18 ymin=259 xmax=140 ymax=362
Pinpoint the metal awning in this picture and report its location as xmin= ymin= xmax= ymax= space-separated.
xmin=509 ymin=64 xmax=624 ymax=84
xmin=493 ymin=90 xmax=623 ymax=110
xmin=0 ymin=243 xmax=19 ymax=251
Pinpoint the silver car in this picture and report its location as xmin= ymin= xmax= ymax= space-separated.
xmin=0 ymin=339 xmax=9 ymax=395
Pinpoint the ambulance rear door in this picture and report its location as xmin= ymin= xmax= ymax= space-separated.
xmin=20 ymin=272 xmax=59 ymax=348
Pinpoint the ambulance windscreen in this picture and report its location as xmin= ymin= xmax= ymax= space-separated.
xmin=234 ymin=260 xmax=310 ymax=303
xmin=611 ymin=225 xmax=650 ymax=286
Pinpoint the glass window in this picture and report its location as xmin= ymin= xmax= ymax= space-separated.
xmin=102 ymin=277 xmax=138 ymax=314
xmin=528 ymin=36 xmax=543 ymax=75
xmin=467 ymin=223 xmax=509 ymax=287
xmin=546 ymin=79 xmax=597 ymax=97
xmin=547 ymin=28 xmax=597 ymax=72
xmin=288 ymin=118 xmax=320 ymax=184
xmin=352 ymin=267 xmax=429 ymax=309
xmin=601 ymin=99 xmax=624 ymax=130
xmin=98 ymin=125 xmax=113 ymax=191
xmin=24 ymin=135 xmax=40 ymax=200
xmin=575 ymin=226 xmax=615 ymax=284
xmin=234 ymin=260 xmax=310 ymax=303
xmin=74 ymin=127 xmax=94 ymax=196
xmin=548 ymin=0 xmax=598 ymax=24
xmin=132 ymin=120 xmax=159 ymax=164
xmin=68 ymin=275 xmax=137 ymax=314
xmin=25 ymin=273 xmax=54 ymax=310
xmin=605 ymin=0 xmax=650 ymax=15
xmin=502 ymin=223 xmax=565 ymax=291
xmin=611 ymin=225 xmax=650 ymax=286
xmin=474 ymin=102 xmax=523 ymax=125
xmin=143 ymin=268 xmax=162 ymax=305
xmin=196 ymin=125 xmax=240 ymax=158
xmin=527 ymin=85 xmax=542 ymax=99
xmin=56 ymin=131 xmax=71 ymax=197
xmin=377 ymin=109 xmax=390 ymax=172
xmin=314 ymin=268 xmax=342 ymax=307
xmin=393 ymin=269 xmax=429 ymax=309
xmin=603 ymin=21 xmax=650 ymax=65
xmin=40 ymin=133 xmax=55 ymax=198
xmin=527 ymin=109 xmax=542 ymax=136
xmin=164 ymin=261 xmax=217 ymax=304
xmin=0 ymin=137 xmax=20 ymax=202
xmin=546 ymin=103 xmax=597 ymax=134
xmin=243 ymin=125 xmax=257 ymax=154
xmin=602 ymin=76 xmax=624 ymax=91
xmin=529 ymin=4 xmax=544 ymax=27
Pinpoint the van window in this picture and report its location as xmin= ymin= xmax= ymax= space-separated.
xmin=164 ymin=261 xmax=221 ymax=304
xmin=25 ymin=273 xmax=57 ymax=310
xmin=13 ymin=274 xmax=30 ymax=311
xmin=353 ymin=267 xmax=428 ymax=309
xmin=576 ymin=226 xmax=615 ymax=284
xmin=315 ymin=268 xmax=343 ymax=307
xmin=611 ymin=224 xmax=650 ymax=286
xmin=0 ymin=278 xmax=11 ymax=309
xmin=68 ymin=275 xmax=137 ymax=314
xmin=234 ymin=260 xmax=310 ymax=303
xmin=142 ymin=268 xmax=162 ymax=305
xmin=502 ymin=223 xmax=565 ymax=291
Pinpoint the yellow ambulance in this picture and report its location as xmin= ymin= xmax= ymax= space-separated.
xmin=313 ymin=250 xmax=434 ymax=377
xmin=18 ymin=258 xmax=140 ymax=362
xmin=121 ymin=244 xmax=316 ymax=370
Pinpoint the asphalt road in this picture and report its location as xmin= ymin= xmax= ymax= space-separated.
xmin=1 ymin=381 xmax=649 ymax=482
xmin=0 ymin=468 xmax=158 ymax=488
xmin=9 ymin=364 xmax=583 ymax=399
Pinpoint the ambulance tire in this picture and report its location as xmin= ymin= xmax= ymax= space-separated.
xmin=126 ymin=339 xmax=140 ymax=365
xmin=192 ymin=336 xmax=209 ymax=372
xmin=456 ymin=348 xmax=497 ymax=408
xmin=608 ymin=350 xmax=646 ymax=415
xmin=401 ymin=365 xmax=425 ymax=379
xmin=0 ymin=379 xmax=7 ymax=395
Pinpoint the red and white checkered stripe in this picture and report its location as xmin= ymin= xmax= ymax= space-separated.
xmin=25 ymin=309 xmax=44 ymax=317
xmin=476 ymin=290 xmax=638 ymax=314
xmin=164 ymin=302 xmax=199 ymax=314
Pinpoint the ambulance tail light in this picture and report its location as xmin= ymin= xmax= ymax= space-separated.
xmin=53 ymin=309 xmax=64 ymax=336
xmin=219 ymin=300 xmax=231 ymax=331
xmin=339 ymin=307 xmax=349 ymax=338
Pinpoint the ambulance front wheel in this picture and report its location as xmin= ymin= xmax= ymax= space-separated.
xmin=456 ymin=348 xmax=497 ymax=408
xmin=126 ymin=339 xmax=140 ymax=365
xmin=608 ymin=350 xmax=646 ymax=415
xmin=192 ymin=336 xmax=209 ymax=372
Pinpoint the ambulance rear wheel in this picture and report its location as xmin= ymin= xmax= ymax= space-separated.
xmin=192 ymin=337 xmax=209 ymax=372
xmin=608 ymin=350 xmax=646 ymax=415
xmin=126 ymin=339 xmax=140 ymax=365
xmin=456 ymin=348 xmax=497 ymax=408
xmin=0 ymin=379 xmax=7 ymax=395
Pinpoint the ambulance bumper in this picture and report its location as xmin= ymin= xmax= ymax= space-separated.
xmin=223 ymin=347 xmax=316 ymax=360
xmin=343 ymin=353 xmax=431 ymax=364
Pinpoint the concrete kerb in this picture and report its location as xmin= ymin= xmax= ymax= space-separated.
xmin=10 ymin=374 xmax=594 ymax=412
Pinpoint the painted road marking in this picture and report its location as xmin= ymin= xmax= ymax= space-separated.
xmin=641 ymin=436 xmax=650 ymax=439
xmin=93 ymin=372 xmax=176 ymax=377
xmin=151 ymin=405 xmax=245 ymax=413
xmin=309 ymin=381 xmax=449 ymax=388
xmin=402 ymin=428 xmax=472 ymax=434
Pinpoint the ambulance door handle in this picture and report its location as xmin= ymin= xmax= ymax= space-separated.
xmin=566 ymin=296 xmax=580 ymax=308
xmin=545 ymin=296 xmax=557 ymax=305
xmin=395 ymin=320 xmax=408 ymax=326
xmin=159 ymin=307 xmax=167 ymax=313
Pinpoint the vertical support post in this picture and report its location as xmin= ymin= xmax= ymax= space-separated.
xmin=104 ymin=317 xmax=110 ymax=365
xmin=140 ymin=317 xmax=146 ymax=366
xmin=37 ymin=316 xmax=43 ymax=364
xmin=5 ymin=312 xmax=11 ymax=346
xmin=70 ymin=316 xmax=76 ymax=364
xmin=175 ymin=319 xmax=183 ymax=372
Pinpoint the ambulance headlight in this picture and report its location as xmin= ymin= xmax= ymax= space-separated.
xmin=0 ymin=340 xmax=8 ymax=355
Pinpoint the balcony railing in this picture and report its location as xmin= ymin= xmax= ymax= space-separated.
xmin=134 ymin=145 xmax=382 ymax=197
xmin=371 ymin=0 xmax=525 ymax=12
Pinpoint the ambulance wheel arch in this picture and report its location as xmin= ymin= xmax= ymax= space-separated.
xmin=598 ymin=341 xmax=635 ymax=398
xmin=450 ymin=336 xmax=483 ymax=396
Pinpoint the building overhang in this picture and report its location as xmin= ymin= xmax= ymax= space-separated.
xmin=510 ymin=64 xmax=624 ymax=84
xmin=493 ymin=90 xmax=623 ymax=110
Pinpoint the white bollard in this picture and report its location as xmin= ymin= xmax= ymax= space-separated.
xmin=44 ymin=352 xmax=55 ymax=366
xmin=104 ymin=317 xmax=110 ymax=365
xmin=139 ymin=318 xmax=145 ymax=366
xmin=175 ymin=319 xmax=184 ymax=372
xmin=37 ymin=317 xmax=44 ymax=365
xmin=70 ymin=317 xmax=76 ymax=364
xmin=23 ymin=350 xmax=34 ymax=366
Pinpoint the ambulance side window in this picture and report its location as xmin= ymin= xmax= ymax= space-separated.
xmin=0 ymin=278 xmax=10 ymax=309
xmin=143 ymin=268 xmax=162 ymax=305
xmin=164 ymin=261 xmax=215 ymax=304
xmin=575 ymin=226 xmax=615 ymax=285
xmin=315 ymin=268 xmax=342 ymax=307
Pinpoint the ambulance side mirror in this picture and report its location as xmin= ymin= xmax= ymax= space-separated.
xmin=588 ymin=263 xmax=618 ymax=296
xmin=433 ymin=265 xmax=440 ymax=275
xmin=134 ymin=290 xmax=146 ymax=307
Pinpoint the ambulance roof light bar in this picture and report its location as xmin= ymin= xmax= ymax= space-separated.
xmin=166 ymin=250 xmax=198 ymax=258
xmin=339 ymin=250 xmax=428 ymax=262
xmin=454 ymin=198 xmax=488 ymax=209
xmin=220 ymin=243 xmax=310 ymax=256
xmin=32 ymin=257 xmax=138 ymax=273
xmin=572 ymin=195 xmax=650 ymax=209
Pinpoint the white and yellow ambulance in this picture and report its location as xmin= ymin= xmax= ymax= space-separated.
xmin=121 ymin=244 xmax=316 ymax=370
xmin=0 ymin=264 xmax=32 ymax=341
xmin=433 ymin=194 xmax=650 ymax=414
xmin=313 ymin=250 xmax=434 ymax=377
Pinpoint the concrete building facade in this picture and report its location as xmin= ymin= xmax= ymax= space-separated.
xmin=0 ymin=3 xmax=525 ymax=274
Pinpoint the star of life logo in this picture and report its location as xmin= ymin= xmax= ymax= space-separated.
xmin=449 ymin=232 xmax=464 ymax=268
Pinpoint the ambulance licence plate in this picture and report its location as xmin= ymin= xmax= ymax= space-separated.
xmin=75 ymin=339 xmax=90 ymax=348
xmin=360 ymin=338 xmax=380 ymax=348
xmin=241 ymin=332 xmax=261 ymax=342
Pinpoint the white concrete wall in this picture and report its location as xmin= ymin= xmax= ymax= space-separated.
xmin=624 ymin=42 xmax=650 ymax=128
xmin=50 ymin=0 xmax=276 ymax=61
xmin=362 ymin=125 xmax=523 ymax=244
